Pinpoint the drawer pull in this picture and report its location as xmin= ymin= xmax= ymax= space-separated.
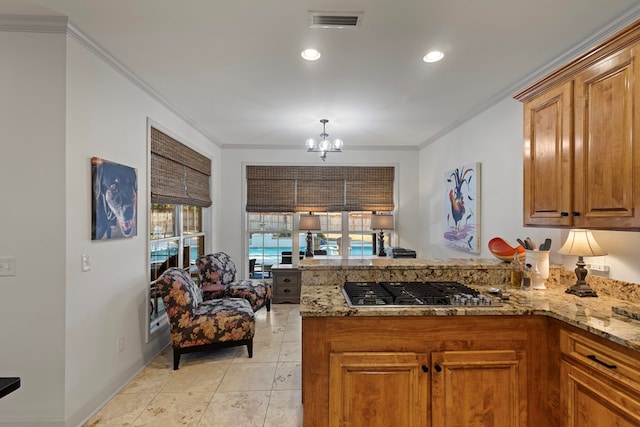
xmin=284 ymin=289 xmax=291 ymax=293
xmin=587 ymin=354 xmax=617 ymax=369
xmin=284 ymin=278 xmax=291 ymax=283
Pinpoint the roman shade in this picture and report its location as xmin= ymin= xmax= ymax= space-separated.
xmin=246 ymin=166 xmax=394 ymax=212
xmin=150 ymin=127 xmax=212 ymax=207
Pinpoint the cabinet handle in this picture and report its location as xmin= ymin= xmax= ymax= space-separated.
xmin=560 ymin=212 xmax=569 ymax=217
xmin=434 ymin=364 xmax=442 ymax=372
xmin=284 ymin=289 xmax=291 ymax=293
xmin=572 ymin=211 xmax=580 ymax=217
xmin=284 ymin=278 xmax=291 ymax=283
xmin=421 ymin=365 xmax=429 ymax=373
xmin=587 ymin=354 xmax=617 ymax=369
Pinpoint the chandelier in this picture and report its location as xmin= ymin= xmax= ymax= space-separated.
xmin=305 ymin=119 xmax=343 ymax=161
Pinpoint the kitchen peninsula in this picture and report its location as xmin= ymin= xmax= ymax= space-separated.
xmin=299 ymin=258 xmax=640 ymax=426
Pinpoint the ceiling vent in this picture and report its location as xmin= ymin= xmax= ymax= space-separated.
xmin=308 ymin=11 xmax=362 ymax=29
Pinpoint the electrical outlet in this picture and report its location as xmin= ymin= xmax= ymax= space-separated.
xmin=0 ymin=256 xmax=16 ymax=276
xmin=117 ymin=337 xmax=125 ymax=354
xmin=590 ymin=264 xmax=610 ymax=272
xmin=81 ymin=254 xmax=91 ymax=272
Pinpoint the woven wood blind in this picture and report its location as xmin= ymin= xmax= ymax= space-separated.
xmin=246 ymin=166 xmax=394 ymax=212
xmin=150 ymin=127 xmax=212 ymax=207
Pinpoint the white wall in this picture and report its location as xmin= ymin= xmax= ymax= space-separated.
xmin=63 ymin=34 xmax=220 ymax=425
xmin=219 ymin=147 xmax=421 ymax=269
xmin=0 ymin=30 xmax=67 ymax=425
xmin=419 ymin=97 xmax=640 ymax=284
xmin=0 ymin=26 xmax=221 ymax=426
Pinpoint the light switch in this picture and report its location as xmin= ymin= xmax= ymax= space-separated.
xmin=0 ymin=256 xmax=16 ymax=276
xmin=81 ymin=254 xmax=91 ymax=272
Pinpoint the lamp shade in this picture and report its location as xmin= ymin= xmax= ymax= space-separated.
xmin=299 ymin=214 xmax=321 ymax=231
xmin=558 ymin=229 xmax=607 ymax=257
xmin=370 ymin=214 xmax=394 ymax=230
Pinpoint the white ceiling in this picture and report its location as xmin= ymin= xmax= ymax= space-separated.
xmin=4 ymin=1 xmax=640 ymax=149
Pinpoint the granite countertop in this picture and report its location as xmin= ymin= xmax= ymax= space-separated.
xmin=299 ymin=258 xmax=640 ymax=353
xmin=298 ymin=256 xmax=505 ymax=270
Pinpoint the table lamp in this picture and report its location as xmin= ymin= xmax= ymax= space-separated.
xmin=299 ymin=213 xmax=321 ymax=258
xmin=370 ymin=213 xmax=394 ymax=257
xmin=558 ymin=229 xmax=607 ymax=297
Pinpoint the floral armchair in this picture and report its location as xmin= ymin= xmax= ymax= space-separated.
xmin=154 ymin=267 xmax=255 ymax=370
xmin=196 ymin=252 xmax=272 ymax=312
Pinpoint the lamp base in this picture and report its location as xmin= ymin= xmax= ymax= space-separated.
xmin=377 ymin=231 xmax=386 ymax=257
xmin=565 ymin=256 xmax=597 ymax=297
xmin=305 ymin=231 xmax=314 ymax=258
xmin=565 ymin=284 xmax=598 ymax=297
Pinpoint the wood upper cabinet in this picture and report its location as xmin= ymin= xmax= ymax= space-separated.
xmin=573 ymin=45 xmax=640 ymax=228
xmin=517 ymin=20 xmax=640 ymax=229
xmin=523 ymin=81 xmax=573 ymax=226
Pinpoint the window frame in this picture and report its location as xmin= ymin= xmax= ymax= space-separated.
xmin=149 ymin=204 xmax=206 ymax=339
xmin=147 ymin=120 xmax=212 ymax=343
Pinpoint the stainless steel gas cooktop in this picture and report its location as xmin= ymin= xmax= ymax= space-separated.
xmin=342 ymin=281 xmax=501 ymax=308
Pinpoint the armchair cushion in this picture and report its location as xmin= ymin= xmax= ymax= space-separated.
xmin=196 ymin=252 xmax=272 ymax=312
xmin=199 ymin=251 xmax=237 ymax=285
xmin=158 ymin=267 xmax=203 ymax=311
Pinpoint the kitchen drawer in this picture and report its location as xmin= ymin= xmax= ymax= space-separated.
xmin=560 ymin=329 xmax=640 ymax=393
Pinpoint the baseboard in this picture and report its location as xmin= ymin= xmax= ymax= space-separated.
xmin=66 ymin=340 xmax=170 ymax=427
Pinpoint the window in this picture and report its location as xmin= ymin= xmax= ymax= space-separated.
xmin=150 ymin=204 xmax=204 ymax=280
xmin=245 ymin=165 xmax=396 ymax=266
xmin=296 ymin=211 xmax=385 ymax=256
xmin=248 ymin=213 xmax=294 ymax=269
xmin=248 ymin=211 xmax=393 ymax=269
xmin=148 ymin=124 xmax=211 ymax=339
xmin=149 ymin=204 xmax=205 ymax=331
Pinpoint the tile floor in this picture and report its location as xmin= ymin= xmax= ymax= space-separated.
xmin=84 ymin=304 xmax=303 ymax=427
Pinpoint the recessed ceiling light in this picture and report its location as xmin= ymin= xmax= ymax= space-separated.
xmin=301 ymin=48 xmax=322 ymax=61
xmin=423 ymin=50 xmax=444 ymax=63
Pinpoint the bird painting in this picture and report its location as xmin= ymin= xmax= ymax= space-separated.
xmin=444 ymin=163 xmax=480 ymax=253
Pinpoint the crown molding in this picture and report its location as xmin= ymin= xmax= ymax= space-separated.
xmin=0 ymin=14 xmax=222 ymax=148
xmin=0 ymin=14 xmax=68 ymax=33
xmin=65 ymin=21 xmax=222 ymax=148
xmin=222 ymin=143 xmax=417 ymax=151
xmin=418 ymin=3 xmax=640 ymax=149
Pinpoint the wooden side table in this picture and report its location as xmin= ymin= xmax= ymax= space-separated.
xmin=271 ymin=265 xmax=301 ymax=304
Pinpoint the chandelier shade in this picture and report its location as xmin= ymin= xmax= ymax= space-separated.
xmin=306 ymin=119 xmax=343 ymax=161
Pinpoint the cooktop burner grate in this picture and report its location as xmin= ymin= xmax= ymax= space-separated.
xmin=342 ymin=281 xmax=500 ymax=307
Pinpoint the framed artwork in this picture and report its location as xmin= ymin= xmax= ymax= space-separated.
xmin=444 ymin=162 xmax=480 ymax=253
xmin=92 ymin=157 xmax=138 ymax=240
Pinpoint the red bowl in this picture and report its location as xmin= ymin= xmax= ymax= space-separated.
xmin=488 ymin=237 xmax=525 ymax=262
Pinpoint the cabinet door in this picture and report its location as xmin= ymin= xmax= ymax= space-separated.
xmin=329 ymin=352 xmax=428 ymax=427
xmin=561 ymin=361 xmax=640 ymax=427
xmin=523 ymin=81 xmax=573 ymax=226
xmin=573 ymin=44 xmax=640 ymax=228
xmin=431 ymin=350 xmax=527 ymax=427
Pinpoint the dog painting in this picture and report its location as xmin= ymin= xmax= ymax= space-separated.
xmin=92 ymin=157 xmax=138 ymax=240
